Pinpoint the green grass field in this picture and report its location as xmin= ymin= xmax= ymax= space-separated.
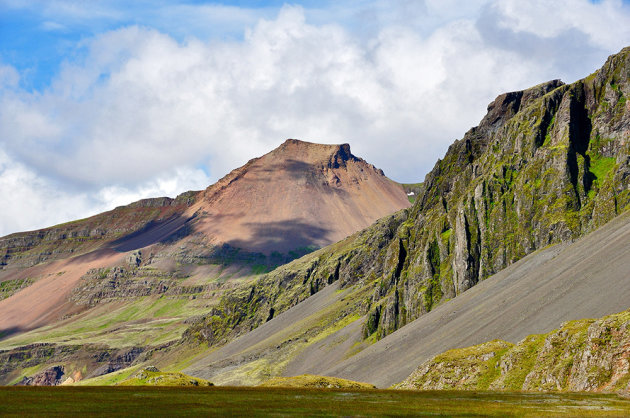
xmin=0 ymin=387 xmax=628 ymax=417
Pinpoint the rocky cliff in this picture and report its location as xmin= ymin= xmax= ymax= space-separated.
xmin=395 ymin=309 xmax=630 ymax=392
xmin=186 ymin=46 xmax=630 ymax=347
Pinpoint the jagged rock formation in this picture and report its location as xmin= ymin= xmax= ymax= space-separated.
xmin=396 ymin=309 xmax=630 ymax=392
xmin=18 ymin=365 xmax=66 ymax=386
xmin=186 ymin=47 xmax=630 ymax=347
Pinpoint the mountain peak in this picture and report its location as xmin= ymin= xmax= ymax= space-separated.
xmin=272 ymin=139 xmax=357 ymax=169
xmin=192 ymin=139 xmax=409 ymax=253
xmin=480 ymin=79 xmax=565 ymax=132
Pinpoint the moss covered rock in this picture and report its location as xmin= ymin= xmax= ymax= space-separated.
xmin=397 ymin=309 xmax=630 ymax=392
xmin=119 ymin=368 xmax=213 ymax=386
xmin=259 ymin=374 xmax=375 ymax=389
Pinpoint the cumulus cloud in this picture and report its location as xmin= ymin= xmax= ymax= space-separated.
xmin=1 ymin=0 xmax=629 ymax=236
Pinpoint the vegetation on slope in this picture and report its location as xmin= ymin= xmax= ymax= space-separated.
xmin=396 ymin=309 xmax=630 ymax=392
xmin=259 ymin=374 xmax=375 ymax=389
xmin=119 ymin=367 xmax=213 ymax=386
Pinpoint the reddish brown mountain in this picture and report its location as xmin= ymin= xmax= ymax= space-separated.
xmin=189 ymin=139 xmax=410 ymax=253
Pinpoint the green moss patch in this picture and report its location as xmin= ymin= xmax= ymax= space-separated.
xmin=590 ymin=154 xmax=616 ymax=181
xmin=119 ymin=368 xmax=213 ymax=386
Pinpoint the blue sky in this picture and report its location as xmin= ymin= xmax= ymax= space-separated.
xmin=0 ymin=0 xmax=629 ymax=236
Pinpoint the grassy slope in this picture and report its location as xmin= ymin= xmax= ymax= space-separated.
xmin=0 ymin=295 xmax=211 ymax=349
xmin=184 ymin=281 xmax=372 ymax=386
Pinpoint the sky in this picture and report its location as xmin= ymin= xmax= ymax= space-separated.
xmin=1 ymin=0 xmax=630 ymax=236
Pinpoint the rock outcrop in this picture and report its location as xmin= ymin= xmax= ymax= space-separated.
xmin=396 ymin=309 xmax=630 ymax=392
xmin=18 ymin=366 xmax=65 ymax=386
xmin=0 ymin=343 xmax=146 ymax=386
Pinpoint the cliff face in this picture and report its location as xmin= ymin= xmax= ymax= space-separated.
xmin=187 ymin=47 xmax=630 ymax=346
xmin=396 ymin=309 xmax=630 ymax=392
xmin=383 ymin=47 xmax=629 ymax=335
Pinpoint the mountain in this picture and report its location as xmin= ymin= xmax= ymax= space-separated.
xmin=0 ymin=140 xmax=409 ymax=384
xmin=181 ymin=47 xmax=630 ymax=386
xmin=0 ymin=139 xmax=407 ymax=271
xmin=185 ymin=138 xmax=410 ymax=254
xmin=183 ymin=209 xmax=630 ymax=387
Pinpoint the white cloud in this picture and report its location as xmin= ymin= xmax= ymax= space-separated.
xmin=0 ymin=149 xmax=210 ymax=235
xmin=0 ymin=64 xmax=19 ymax=89
xmin=41 ymin=21 xmax=67 ymax=31
xmin=0 ymin=150 xmax=94 ymax=234
xmin=1 ymin=1 xmax=629 ymax=236
xmin=495 ymin=0 xmax=630 ymax=49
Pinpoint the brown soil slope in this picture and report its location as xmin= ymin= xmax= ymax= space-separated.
xmin=187 ymin=139 xmax=410 ymax=253
xmin=0 ymin=249 xmax=123 ymax=335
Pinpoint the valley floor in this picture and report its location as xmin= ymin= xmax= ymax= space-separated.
xmin=0 ymin=387 xmax=629 ymax=417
